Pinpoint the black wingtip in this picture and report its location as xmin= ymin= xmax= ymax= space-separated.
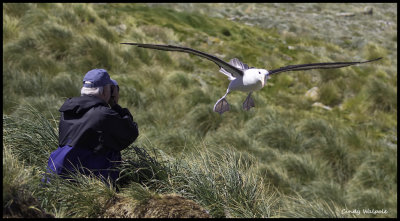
xmin=366 ymin=57 xmax=383 ymax=62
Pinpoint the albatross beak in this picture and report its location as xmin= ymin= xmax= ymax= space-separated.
xmin=263 ymin=73 xmax=270 ymax=87
xmin=262 ymin=75 xmax=266 ymax=87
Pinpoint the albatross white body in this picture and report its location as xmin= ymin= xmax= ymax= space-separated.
xmin=217 ymin=64 xmax=269 ymax=113
xmin=228 ymin=68 xmax=268 ymax=92
xmin=121 ymin=42 xmax=381 ymax=114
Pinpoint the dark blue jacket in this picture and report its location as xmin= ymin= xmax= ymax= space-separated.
xmin=44 ymin=95 xmax=139 ymax=184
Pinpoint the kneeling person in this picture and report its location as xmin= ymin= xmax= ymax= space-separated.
xmin=44 ymin=69 xmax=139 ymax=186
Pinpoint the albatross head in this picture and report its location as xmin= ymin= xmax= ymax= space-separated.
xmin=257 ymin=69 xmax=269 ymax=87
xmin=243 ymin=68 xmax=269 ymax=90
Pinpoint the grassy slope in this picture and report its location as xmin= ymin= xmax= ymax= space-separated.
xmin=3 ymin=3 xmax=397 ymax=218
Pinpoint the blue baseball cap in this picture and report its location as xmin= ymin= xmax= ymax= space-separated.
xmin=110 ymin=79 xmax=118 ymax=86
xmin=83 ymin=69 xmax=114 ymax=88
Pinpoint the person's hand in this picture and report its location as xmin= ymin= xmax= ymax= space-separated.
xmin=108 ymin=85 xmax=119 ymax=107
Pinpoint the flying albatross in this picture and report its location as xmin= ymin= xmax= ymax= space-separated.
xmin=121 ymin=43 xmax=381 ymax=114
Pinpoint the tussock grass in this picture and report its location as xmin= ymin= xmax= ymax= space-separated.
xmin=258 ymin=164 xmax=291 ymax=194
xmin=122 ymin=182 xmax=155 ymax=204
xmin=48 ymin=72 xmax=82 ymax=98
xmin=3 ymin=144 xmax=44 ymax=217
xmin=3 ymin=3 xmax=32 ymax=18
xmin=345 ymin=148 xmax=397 ymax=217
xmin=299 ymin=180 xmax=346 ymax=206
xmin=258 ymin=123 xmax=305 ymax=152
xmin=366 ymin=76 xmax=397 ymax=113
xmin=319 ymin=81 xmax=342 ymax=106
xmin=159 ymin=147 xmax=280 ymax=218
xmin=281 ymin=153 xmax=320 ymax=185
xmin=280 ymin=193 xmax=356 ymax=218
xmin=3 ymin=105 xmax=58 ymax=167
xmin=3 ymin=69 xmax=49 ymax=98
xmin=3 ymin=13 xmax=20 ymax=42
xmin=3 ymin=3 xmax=396 ymax=218
xmin=118 ymin=145 xmax=169 ymax=188
xmin=71 ymin=36 xmax=116 ymax=71
xmin=37 ymin=170 xmax=117 ymax=218
xmin=186 ymin=104 xmax=223 ymax=137
xmin=35 ymin=23 xmax=74 ymax=61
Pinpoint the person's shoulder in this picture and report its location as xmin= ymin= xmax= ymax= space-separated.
xmin=92 ymin=105 xmax=119 ymax=117
xmin=84 ymin=106 xmax=118 ymax=124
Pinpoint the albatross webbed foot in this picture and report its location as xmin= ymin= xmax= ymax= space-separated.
xmin=213 ymin=97 xmax=230 ymax=114
xmin=243 ymin=92 xmax=255 ymax=111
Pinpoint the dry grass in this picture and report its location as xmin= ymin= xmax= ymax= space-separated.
xmin=3 ymin=3 xmax=396 ymax=218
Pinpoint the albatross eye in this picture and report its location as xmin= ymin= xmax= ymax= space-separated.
xmin=258 ymin=71 xmax=261 ymax=74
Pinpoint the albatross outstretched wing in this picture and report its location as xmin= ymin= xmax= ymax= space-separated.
xmin=229 ymin=58 xmax=250 ymax=70
xmin=268 ymin=57 xmax=382 ymax=75
xmin=121 ymin=43 xmax=244 ymax=78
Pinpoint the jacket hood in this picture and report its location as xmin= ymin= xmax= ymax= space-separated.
xmin=59 ymin=95 xmax=108 ymax=115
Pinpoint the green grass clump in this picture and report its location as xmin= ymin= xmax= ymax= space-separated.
xmin=280 ymin=193 xmax=356 ymax=218
xmin=299 ymin=181 xmax=346 ymax=207
xmin=3 ymin=3 xmax=397 ymax=218
xmin=3 ymin=144 xmax=48 ymax=218
xmin=281 ymin=153 xmax=319 ymax=185
xmin=3 ymin=13 xmax=20 ymax=42
xmin=365 ymin=76 xmax=397 ymax=113
xmin=319 ymin=81 xmax=342 ymax=106
xmin=36 ymin=170 xmax=117 ymax=218
xmin=3 ymin=105 xmax=58 ymax=167
xmin=159 ymin=147 xmax=279 ymax=218
xmin=345 ymin=148 xmax=397 ymax=217
xmin=118 ymin=145 xmax=169 ymax=188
